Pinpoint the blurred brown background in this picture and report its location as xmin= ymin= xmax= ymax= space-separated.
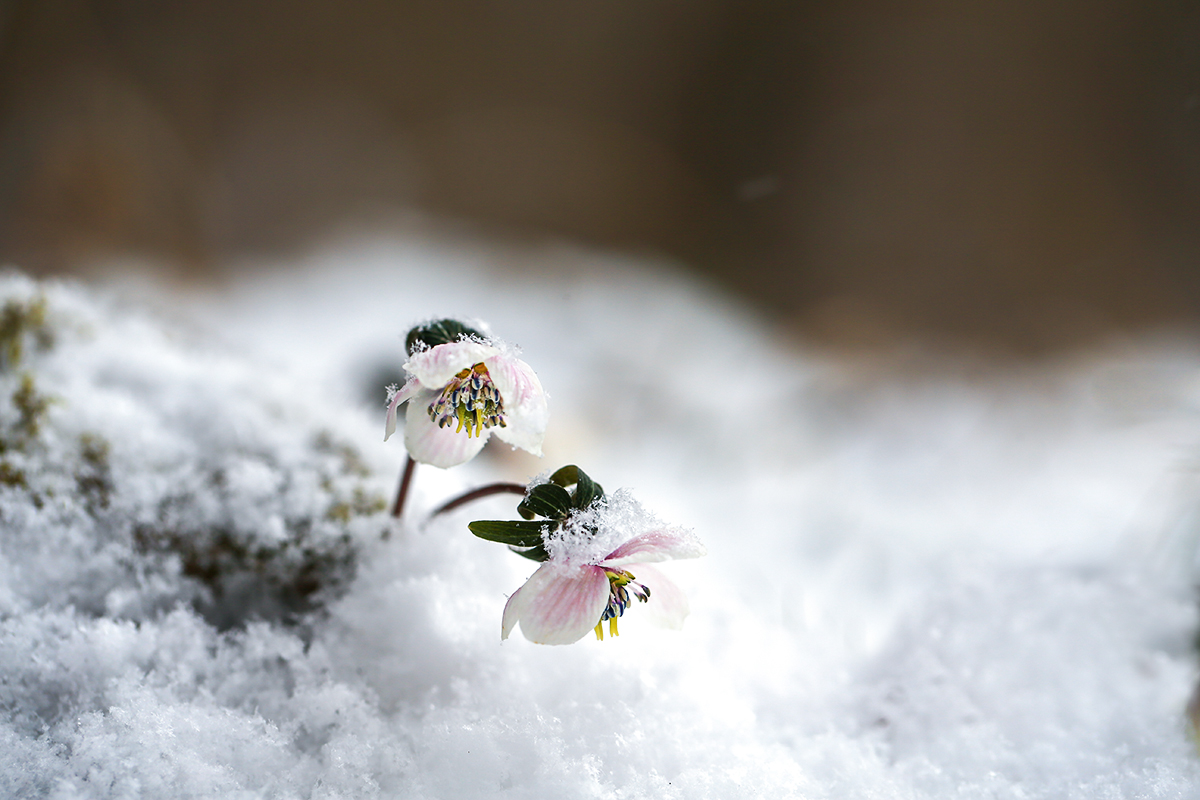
xmin=1 ymin=0 xmax=1198 ymax=349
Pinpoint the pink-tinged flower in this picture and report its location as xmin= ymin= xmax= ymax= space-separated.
xmin=501 ymin=507 xmax=705 ymax=645
xmin=385 ymin=324 xmax=548 ymax=469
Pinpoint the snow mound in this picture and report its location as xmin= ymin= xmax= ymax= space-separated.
xmin=0 ymin=273 xmax=389 ymax=630
xmin=3 ymin=244 xmax=1200 ymax=798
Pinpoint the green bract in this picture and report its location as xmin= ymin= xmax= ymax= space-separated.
xmin=404 ymin=319 xmax=485 ymax=355
xmin=468 ymin=465 xmax=605 ymax=562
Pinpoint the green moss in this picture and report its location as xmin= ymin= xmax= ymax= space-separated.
xmin=135 ymin=518 xmax=359 ymax=630
xmin=12 ymin=373 xmax=52 ymax=440
xmin=325 ymin=503 xmax=352 ymax=525
xmin=326 ymin=486 xmax=387 ymax=524
xmin=315 ymin=431 xmax=384 ymax=524
xmin=0 ymin=373 xmax=55 ymax=456
xmin=76 ymin=433 xmax=113 ymax=513
xmin=0 ymin=296 xmax=52 ymax=370
xmin=131 ymin=433 xmax=382 ymax=630
xmin=313 ymin=431 xmax=371 ymax=478
xmin=0 ymin=459 xmax=42 ymax=508
xmin=0 ymin=459 xmax=27 ymax=489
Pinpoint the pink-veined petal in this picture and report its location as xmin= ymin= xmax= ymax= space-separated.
xmin=626 ymin=564 xmax=690 ymax=630
xmin=485 ymin=352 xmax=543 ymax=410
xmin=501 ymin=572 xmax=534 ymax=640
xmin=403 ymin=397 xmax=488 ymax=468
xmin=384 ymin=380 xmax=425 ymax=441
xmin=508 ymin=563 xmax=610 ymax=645
xmin=405 ymin=340 xmax=500 ymax=388
xmin=486 ymin=353 xmax=548 ymax=456
xmin=603 ymin=528 xmax=706 ymax=568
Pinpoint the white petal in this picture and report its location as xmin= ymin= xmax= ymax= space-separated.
xmin=491 ymin=395 xmax=549 ymax=456
xmin=603 ymin=528 xmax=706 ymax=568
xmin=405 ymin=340 xmax=500 ymax=388
xmin=487 ymin=354 xmax=549 ymax=456
xmin=384 ymin=380 xmax=424 ymax=441
xmin=403 ymin=396 xmax=488 ymax=468
xmin=506 ymin=563 xmax=610 ymax=645
xmin=626 ymin=564 xmax=690 ymax=630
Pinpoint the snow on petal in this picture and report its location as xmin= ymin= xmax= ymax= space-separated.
xmin=625 ymin=564 xmax=690 ymax=630
xmin=603 ymin=528 xmax=706 ymax=568
xmin=384 ymin=380 xmax=425 ymax=441
xmin=405 ymin=339 xmax=500 ymax=388
xmin=509 ymin=563 xmax=611 ymax=645
xmin=403 ymin=397 xmax=488 ymax=468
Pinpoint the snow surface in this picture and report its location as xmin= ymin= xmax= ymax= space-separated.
xmin=3 ymin=239 xmax=1200 ymax=798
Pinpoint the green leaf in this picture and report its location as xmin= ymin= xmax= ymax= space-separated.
xmin=405 ymin=319 xmax=485 ymax=355
xmin=518 ymin=483 xmax=573 ymax=520
xmin=509 ymin=543 xmax=550 ymax=562
xmin=572 ymin=470 xmax=603 ymax=510
xmin=468 ymin=520 xmax=548 ymax=548
xmin=547 ymin=464 xmax=604 ymax=510
xmin=548 ymin=465 xmax=579 ymax=488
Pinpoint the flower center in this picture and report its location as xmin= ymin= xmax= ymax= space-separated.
xmin=427 ymin=363 xmax=507 ymax=438
xmin=594 ymin=568 xmax=651 ymax=640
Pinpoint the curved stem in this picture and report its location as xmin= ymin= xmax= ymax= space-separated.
xmin=390 ymin=456 xmax=418 ymax=522
xmin=428 ymin=482 xmax=526 ymax=519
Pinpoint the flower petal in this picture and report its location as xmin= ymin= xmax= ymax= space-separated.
xmin=384 ymin=379 xmax=424 ymax=441
xmin=603 ymin=528 xmax=706 ymax=567
xmin=486 ymin=353 xmax=548 ymax=456
xmin=505 ymin=563 xmax=610 ymax=645
xmin=501 ymin=573 xmax=532 ymax=640
xmin=485 ymin=352 xmax=544 ymax=409
xmin=403 ymin=395 xmax=488 ymax=468
xmin=491 ymin=407 xmax=548 ymax=456
xmin=405 ymin=340 xmax=500 ymax=388
xmin=626 ymin=564 xmax=690 ymax=630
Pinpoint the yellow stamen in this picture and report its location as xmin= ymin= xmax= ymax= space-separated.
xmin=456 ymin=405 xmax=467 ymax=434
xmin=594 ymin=622 xmax=604 ymax=641
xmin=609 ymin=617 xmax=619 ymax=637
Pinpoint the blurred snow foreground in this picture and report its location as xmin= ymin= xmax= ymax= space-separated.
xmin=3 ymin=240 xmax=1200 ymax=798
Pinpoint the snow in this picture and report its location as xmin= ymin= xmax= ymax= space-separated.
xmin=2 ymin=239 xmax=1200 ymax=798
xmin=540 ymin=488 xmax=695 ymax=567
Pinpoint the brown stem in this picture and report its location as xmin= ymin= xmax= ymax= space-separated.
xmin=390 ymin=456 xmax=418 ymax=521
xmin=428 ymin=482 xmax=527 ymax=519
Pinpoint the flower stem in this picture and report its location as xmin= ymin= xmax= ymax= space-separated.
xmin=428 ymin=482 xmax=526 ymax=519
xmin=390 ymin=456 xmax=418 ymax=522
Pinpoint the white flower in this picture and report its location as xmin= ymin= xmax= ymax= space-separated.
xmin=501 ymin=518 xmax=705 ymax=645
xmin=385 ymin=335 xmax=548 ymax=468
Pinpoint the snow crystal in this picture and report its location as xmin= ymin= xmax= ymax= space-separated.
xmin=543 ymin=487 xmax=698 ymax=567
